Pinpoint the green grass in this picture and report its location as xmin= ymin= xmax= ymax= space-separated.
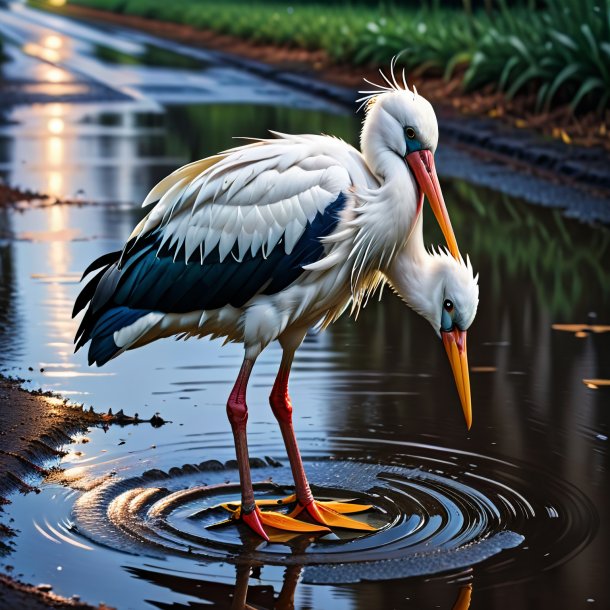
xmin=465 ymin=0 xmax=610 ymax=113
xmin=63 ymin=0 xmax=610 ymax=114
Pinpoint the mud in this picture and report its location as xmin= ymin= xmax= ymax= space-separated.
xmin=0 ymin=374 xmax=156 ymax=609
xmin=0 ymin=574 xmax=112 ymax=610
xmin=0 ymin=183 xmax=47 ymax=209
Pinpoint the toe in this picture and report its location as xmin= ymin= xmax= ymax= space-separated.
xmin=242 ymin=508 xmax=270 ymax=541
xmin=258 ymin=510 xmax=330 ymax=533
xmin=315 ymin=500 xmax=373 ymax=514
xmin=304 ymin=501 xmax=377 ymax=531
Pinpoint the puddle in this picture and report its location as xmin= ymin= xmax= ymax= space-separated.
xmin=1 ymin=166 xmax=609 ymax=607
xmin=0 ymin=4 xmax=609 ymax=609
xmin=92 ymin=42 xmax=207 ymax=70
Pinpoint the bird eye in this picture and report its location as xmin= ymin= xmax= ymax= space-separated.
xmin=441 ymin=301 xmax=454 ymax=332
xmin=405 ymin=126 xmax=416 ymax=140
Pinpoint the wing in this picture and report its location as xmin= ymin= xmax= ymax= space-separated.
xmin=127 ymin=133 xmax=371 ymax=263
xmin=74 ymin=134 xmax=374 ymax=364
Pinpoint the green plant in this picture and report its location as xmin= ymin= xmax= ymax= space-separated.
xmin=63 ymin=0 xmax=610 ymax=114
xmin=465 ymin=0 xmax=610 ymax=113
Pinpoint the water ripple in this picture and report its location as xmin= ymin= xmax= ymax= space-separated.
xmin=58 ymin=433 xmax=596 ymax=585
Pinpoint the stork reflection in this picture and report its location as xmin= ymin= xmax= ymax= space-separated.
xmin=124 ymin=557 xmax=472 ymax=610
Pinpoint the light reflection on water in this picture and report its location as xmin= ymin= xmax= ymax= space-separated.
xmin=0 ymin=95 xmax=609 ymax=610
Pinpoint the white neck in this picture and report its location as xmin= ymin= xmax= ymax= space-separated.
xmin=349 ymin=119 xmax=420 ymax=264
xmin=384 ymin=213 xmax=443 ymax=328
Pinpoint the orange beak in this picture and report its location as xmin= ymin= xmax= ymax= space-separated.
xmin=441 ymin=328 xmax=472 ymax=430
xmin=406 ymin=149 xmax=460 ymax=260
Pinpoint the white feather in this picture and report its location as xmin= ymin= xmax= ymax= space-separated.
xmin=250 ymin=231 xmax=264 ymax=258
xmin=265 ymin=223 xmax=283 ymax=255
xmin=218 ymin=231 xmax=235 ymax=262
xmin=237 ymin=231 xmax=250 ymax=262
xmin=284 ymin=219 xmax=304 ymax=255
xmin=203 ymin=227 xmax=221 ymax=259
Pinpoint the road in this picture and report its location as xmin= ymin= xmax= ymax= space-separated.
xmin=0 ymin=1 xmax=343 ymax=108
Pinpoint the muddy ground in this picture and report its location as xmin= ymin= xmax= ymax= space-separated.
xmin=0 ymin=375 xmax=111 ymax=608
xmin=0 ymin=373 xmax=164 ymax=609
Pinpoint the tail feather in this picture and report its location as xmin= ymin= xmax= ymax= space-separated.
xmin=73 ymin=250 xmax=122 ymax=352
xmin=80 ymin=250 xmax=121 ymax=281
xmin=72 ymin=266 xmax=107 ymax=318
xmin=87 ymin=307 xmax=152 ymax=366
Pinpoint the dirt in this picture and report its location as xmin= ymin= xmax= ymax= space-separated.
xmin=0 ymin=375 xmax=105 ymax=607
xmin=0 ymin=182 xmax=48 ymax=208
xmin=47 ymin=3 xmax=610 ymax=152
xmin=0 ymin=374 xmax=164 ymax=608
xmin=0 ymin=574 xmax=113 ymax=610
xmin=0 ymin=182 xmax=99 ymax=211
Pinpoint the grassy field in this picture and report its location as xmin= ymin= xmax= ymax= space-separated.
xmin=65 ymin=0 xmax=610 ymax=114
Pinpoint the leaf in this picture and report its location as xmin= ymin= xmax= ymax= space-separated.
xmin=506 ymin=66 xmax=541 ymax=99
xmin=444 ymin=51 xmax=472 ymax=81
xmin=544 ymin=63 xmax=581 ymax=109
xmin=498 ymin=55 xmax=520 ymax=91
xmin=571 ymin=76 xmax=604 ymax=112
xmin=548 ymin=29 xmax=578 ymax=52
xmin=508 ymin=35 xmax=533 ymax=62
xmin=536 ymin=81 xmax=550 ymax=113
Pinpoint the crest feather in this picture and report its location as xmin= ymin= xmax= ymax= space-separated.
xmin=356 ymin=57 xmax=418 ymax=113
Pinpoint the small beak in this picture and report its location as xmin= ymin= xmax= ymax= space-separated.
xmin=441 ymin=328 xmax=472 ymax=430
xmin=406 ymin=149 xmax=460 ymax=260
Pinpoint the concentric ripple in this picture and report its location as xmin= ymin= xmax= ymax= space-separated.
xmin=62 ymin=432 xmax=596 ymax=584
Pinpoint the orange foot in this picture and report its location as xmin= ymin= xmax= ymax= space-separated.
xmin=214 ymin=495 xmax=376 ymax=539
xmin=289 ymin=498 xmax=377 ymax=531
xmin=216 ymin=499 xmax=330 ymax=540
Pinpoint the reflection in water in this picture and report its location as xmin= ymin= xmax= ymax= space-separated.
xmin=444 ymin=180 xmax=610 ymax=319
xmin=125 ymin=563 xmax=473 ymax=610
xmin=45 ymin=205 xmax=75 ymax=368
xmin=0 ymin=103 xmax=353 ymax=204
xmin=0 ymin=213 xmax=21 ymax=362
xmin=0 ymin=102 xmax=174 ymax=202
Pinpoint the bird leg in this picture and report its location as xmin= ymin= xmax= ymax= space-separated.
xmin=226 ymin=358 xmax=269 ymax=539
xmin=269 ymin=349 xmax=375 ymax=532
xmin=224 ymin=356 xmax=330 ymax=539
xmin=269 ymin=350 xmax=313 ymax=506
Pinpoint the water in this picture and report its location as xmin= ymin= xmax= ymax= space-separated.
xmin=1 ymin=6 xmax=609 ymax=610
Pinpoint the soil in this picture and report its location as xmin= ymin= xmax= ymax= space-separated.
xmin=45 ymin=3 xmax=610 ymax=152
xmin=0 ymin=574 xmax=113 ymax=610
xmin=0 ymin=375 xmax=110 ymax=608
xmin=0 ymin=374 xmax=164 ymax=608
xmin=0 ymin=182 xmax=47 ymax=208
xmin=0 ymin=182 xmax=98 ymax=210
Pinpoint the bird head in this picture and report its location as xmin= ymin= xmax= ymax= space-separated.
xmin=359 ymin=70 xmax=460 ymax=261
xmin=387 ymin=247 xmax=479 ymax=429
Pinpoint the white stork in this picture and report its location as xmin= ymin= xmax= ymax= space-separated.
xmin=73 ymin=73 xmax=479 ymax=540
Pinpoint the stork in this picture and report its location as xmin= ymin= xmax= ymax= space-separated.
xmin=73 ymin=72 xmax=479 ymax=540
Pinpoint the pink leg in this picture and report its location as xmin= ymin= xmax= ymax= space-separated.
xmin=226 ymin=358 xmax=268 ymax=540
xmin=269 ymin=347 xmax=376 ymax=532
xmin=269 ymin=350 xmax=314 ymax=507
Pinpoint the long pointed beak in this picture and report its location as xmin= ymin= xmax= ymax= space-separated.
xmin=441 ymin=328 xmax=472 ymax=429
xmin=406 ymin=149 xmax=460 ymax=260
